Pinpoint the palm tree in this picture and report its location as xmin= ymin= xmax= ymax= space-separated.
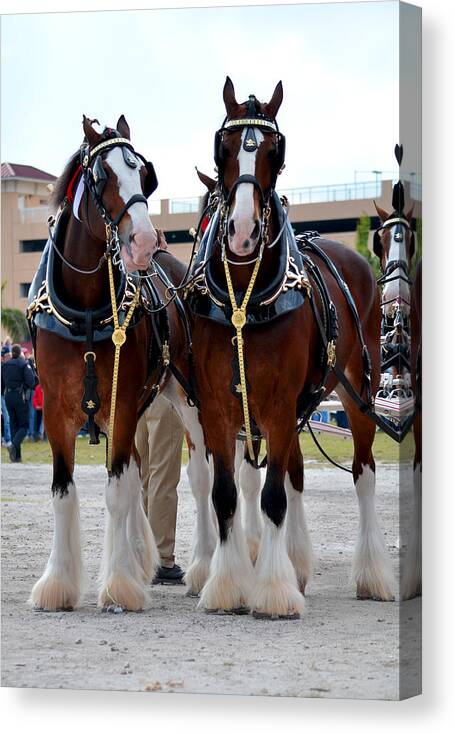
xmin=1 ymin=283 xmax=29 ymax=342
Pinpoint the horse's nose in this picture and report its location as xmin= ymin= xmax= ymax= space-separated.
xmin=122 ymin=229 xmax=157 ymax=272
xmin=251 ymin=219 xmax=260 ymax=241
xmin=228 ymin=217 xmax=260 ymax=244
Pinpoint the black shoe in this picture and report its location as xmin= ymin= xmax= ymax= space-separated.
xmin=152 ymin=564 xmax=185 ymax=585
xmin=7 ymin=444 xmax=17 ymax=462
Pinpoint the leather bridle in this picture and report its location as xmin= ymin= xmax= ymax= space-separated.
xmin=374 ymin=216 xmax=414 ymax=289
xmin=214 ymin=97 xmax=286 ymax=264
xmin=81 ymin=134 xmax=157 ymax=227
xmin=49 ymin=132 xmax=158 ymax=276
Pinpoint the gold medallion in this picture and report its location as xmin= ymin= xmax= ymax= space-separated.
xmin=231 ymin=310 xmax=246 ymax=329
xmin=112 ymin=328 xmax=126 ymax=347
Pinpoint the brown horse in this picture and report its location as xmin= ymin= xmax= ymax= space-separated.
xmin=187 ymin=78 xmax=395 ymax=618
xmin=373 ymin=195 xmax=421 ymax=599
xmin=28 ymin=115 xmax=214 ymax=612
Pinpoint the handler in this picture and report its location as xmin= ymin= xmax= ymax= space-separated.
xmin=2 ymin=344 xmax=36 ymax=462
xmin=135 ymin=230 xmax=185 ymax=585
xmin=135 ymin=395 xmax=185 ymax=584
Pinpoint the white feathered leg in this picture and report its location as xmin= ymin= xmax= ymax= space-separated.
xmin=30 ymin=483 xmax=84 ymax=611
xmin=99 ymin=463 xmax=152 ymax=611
xmin=126 ymin=459 xmax=159 ymax=583
xmin=199 ymin=507 xmax=254 ymax=612
xmin=353 ymin=464 xmax=395 ymax=601
xmin=250 ymin=515 xmax=305 ymax=617
xmin=238 ymin=455 xmax=263 ymax=563
xmin=162 ymin=379 xmax=216 ymax=595
xmin=285 ymin=472 xmax=313 ymax=593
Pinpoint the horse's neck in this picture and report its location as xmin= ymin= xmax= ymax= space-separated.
xmin=59 ymin=216 xmax=112 ymax=310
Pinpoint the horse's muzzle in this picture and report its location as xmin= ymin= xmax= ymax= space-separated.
xmin=121 ymin=230 xmax=157 ymax=272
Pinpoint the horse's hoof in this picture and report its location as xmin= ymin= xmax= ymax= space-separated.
xmin=204 ymin=606 xmax=249 ymax=615
xmin=185 ymin=589 xmax=200 ymax=598
xmin=232 ymin=606 xmax=250 ymax=615
xmin=252 ymin=610 xmax=300 ymax=620
xmin=57 ymin=606 xmax=74 ymax=612
xmin=102 ymin=604 xmax=126 ymax=614
xmin=357 ymin=591 xmax=395 ymax=602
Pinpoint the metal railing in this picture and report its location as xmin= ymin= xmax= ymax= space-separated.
xmin=410 ymin=181 xmax=422 ymax=201
xmin=169 ymin=197 xmax=201 ymax=214
xmin=278 ymin=180 xmax=382 ymax=206
xmin=18 ymin=206 xmax=49 ymax=224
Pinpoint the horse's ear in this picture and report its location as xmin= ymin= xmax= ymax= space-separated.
xmin=373 ymin=201 xmax=389 ymax=223
xmin=116 ymin=114 xmax=131 ymax=140
xmin=405 ymin=203 xmax=414 ymax=222
xmin=196 ymin=168 xmax=217 ymax=193
xmin=223 ymin=76 xmax=239 ymax=116
xmin=82 ymin=115 xmax=102 ymax=146
xmin=265 ymin=81 xmax=283 ymax=119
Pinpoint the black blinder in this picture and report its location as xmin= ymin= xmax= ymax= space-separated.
xmin=214 ymin=129 xmax=223 ymax=172
xmin=373 ymin=229 xmax=383 ymax=259
xmin=276 ymin=133 xmax=286 ymax=174
xmin=92 ymin=156 xmax=107 ymax=197
xmin=122 ymin=146 xmax=137 ymax=168
xmin=135 ymin=152 xmax=158 ymax=197
xmin=144 ymin=160 xmax=158 ymax=197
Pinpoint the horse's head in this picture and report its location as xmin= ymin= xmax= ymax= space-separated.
xmin=77 ymin=115 xmax=158 ymax=272
xmin=215 ymin=77 xmax=285 ymax=258
xmin=373 ymin=190 xmax=415 ymax=317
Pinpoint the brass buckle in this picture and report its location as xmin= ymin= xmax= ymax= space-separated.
xmin=327 ymin=341 xmax=336 ymax=368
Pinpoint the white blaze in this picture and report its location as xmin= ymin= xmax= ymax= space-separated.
xmin=229 ymin=128 xmax=264 ymax=252
xmin=106 ymin=147 xmax=155 ymax=236
xmin=382 ymin=224 xmax=411 ymax=316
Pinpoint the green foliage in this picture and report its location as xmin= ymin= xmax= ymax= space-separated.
xmin=1 ymin=282 xmax=29 ymax=342
xmin=0 ymin=431 xmax=407 ymax=466
xmin=415 ymin=216 xmax=422 ymax=261
xmin=355 ymin=213 xmax=381 ymax=278
xmin=1 ymin=308 xmax=29 ymax=342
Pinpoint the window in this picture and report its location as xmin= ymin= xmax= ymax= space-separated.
xmin=20 ymin=239 xmax=47 ymax=253
xmin=19 ymin=283 xmax=31 ymax=298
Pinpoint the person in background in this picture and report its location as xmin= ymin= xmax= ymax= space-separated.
xmin=23 ymin=349 xmax=37 ymax=439
xmin=2 ymin=344 xmax=36 ymax=462
xmin=32 ymin=383 xmax=44 ymax=441
xmin=3 ymin=337 xmax=12 ymax=353
xmin=1 ymin=348 xmax=12 ymax=447
xmin=134 ymin=230 xmax=185 ymax=585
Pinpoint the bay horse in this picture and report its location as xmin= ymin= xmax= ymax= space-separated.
xmin=186 ymin=78 xmax=395 ymax=618
xmin=373 ymin=189 xmax=421 ymax=600
xmin=27 ymin=115 xmax=214 ymax=611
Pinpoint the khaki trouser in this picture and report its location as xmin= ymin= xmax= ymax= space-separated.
xmin=135 ymin=394 xmax=184 ymax=568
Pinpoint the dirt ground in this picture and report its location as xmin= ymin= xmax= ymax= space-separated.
xmin=1 ymin=460 xmax=421 ymax=700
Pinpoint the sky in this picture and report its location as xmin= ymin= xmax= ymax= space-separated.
xmin=1 ymin=1 xmax=400 ymax=200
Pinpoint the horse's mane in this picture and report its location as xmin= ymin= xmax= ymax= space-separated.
xmin=49 ymin=149 xmax=81 ymax=211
